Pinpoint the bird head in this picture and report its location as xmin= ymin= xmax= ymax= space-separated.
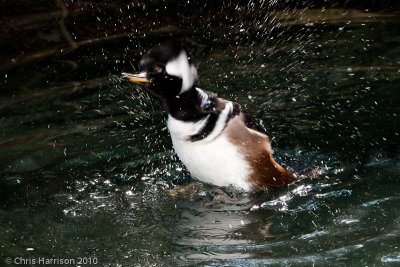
xmin=122 ymin=41 xmax=198 ymax=100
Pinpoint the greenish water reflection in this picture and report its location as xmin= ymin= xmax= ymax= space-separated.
xmin=1 ymin=17 xmax=400 ymax=266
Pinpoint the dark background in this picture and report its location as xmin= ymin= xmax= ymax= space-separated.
xmin=1 ymin=0 xmax=400 ymax=91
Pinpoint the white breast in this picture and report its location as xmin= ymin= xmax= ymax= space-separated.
xmin=167 ymin=101 xmax=252 ymax=191
xmin=170 ymin=134 xmax=252 ymax=191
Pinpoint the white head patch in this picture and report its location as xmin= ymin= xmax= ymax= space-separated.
xmin=165 ymin=50 xmax=198 ymax=94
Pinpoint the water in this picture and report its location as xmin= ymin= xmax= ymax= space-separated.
xmin=1 ymin=8 xmax=400 ymax=267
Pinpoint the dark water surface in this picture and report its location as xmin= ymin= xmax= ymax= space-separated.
xmin=1 ymin=12 xmax=400 ymax=266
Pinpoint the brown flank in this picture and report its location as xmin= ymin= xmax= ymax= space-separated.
xmin=225 ymin=114 xmax=295 ymax=190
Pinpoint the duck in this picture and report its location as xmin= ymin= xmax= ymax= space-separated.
xmin=122 ymin=41 xmax=295 ymax=191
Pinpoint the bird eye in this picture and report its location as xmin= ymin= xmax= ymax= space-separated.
xmin=154 ymin=65 xmax=163 ymax=73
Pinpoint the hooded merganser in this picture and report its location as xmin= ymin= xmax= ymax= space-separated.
xmin=122 ymin=41 xmax=295 ymax=191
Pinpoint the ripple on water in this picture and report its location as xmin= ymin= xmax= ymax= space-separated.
xmin=381 ymin=252 xmax=400 ymax=263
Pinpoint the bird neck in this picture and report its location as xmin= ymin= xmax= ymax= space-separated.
xmin=163 ymin=85 xmax=205 ymax=121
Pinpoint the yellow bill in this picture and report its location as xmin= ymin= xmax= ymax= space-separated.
xmin=121 ymin=72 xmax=150 ymax=84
